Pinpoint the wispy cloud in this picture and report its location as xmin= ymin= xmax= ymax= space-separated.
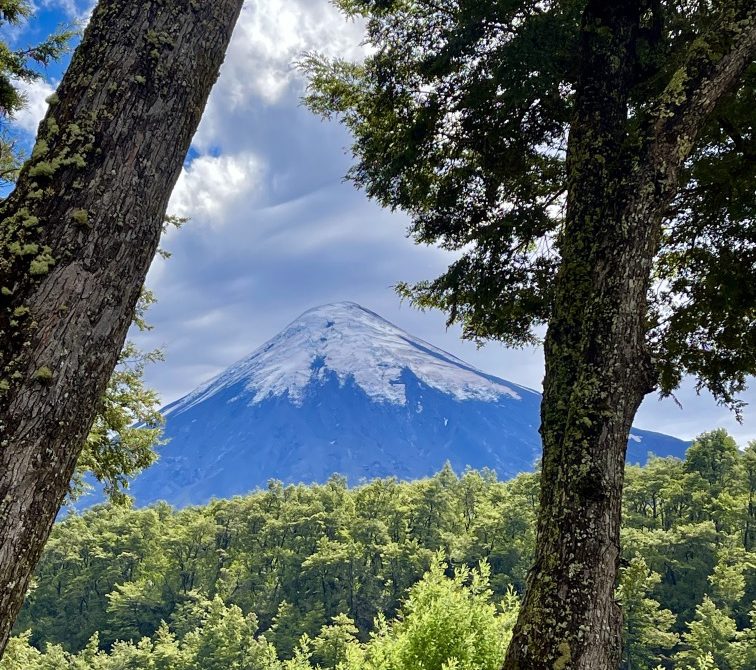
xmin=38 ymin=0 xmax=94 ymax=22
xmin=169 ymin=152 xmax=264 ymax=223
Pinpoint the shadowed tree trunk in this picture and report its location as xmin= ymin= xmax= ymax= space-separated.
xmin=0 ymin=0 xmax=243 ymax=654
xmin=502 ymin=2 xmax=756 ymax=669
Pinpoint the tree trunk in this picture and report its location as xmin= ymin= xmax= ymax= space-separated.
xmin=502 ymin=5 xmax=649 ymax=669
xmin=0 ymin=0 xmax=242 ymax=654
xmin=502 ymin=2 xmax=756 ymax=668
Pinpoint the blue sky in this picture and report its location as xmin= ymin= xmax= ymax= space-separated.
xmin=9 ymin=0 xmax=755 ymax=444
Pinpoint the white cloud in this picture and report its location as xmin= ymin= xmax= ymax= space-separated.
xmin=39 ymin=0 xmax=94 ymax=22
xmin=12 ymin=77 xmax=55 ymax=135
xmin=168 ymin=152 xmax=264 ymax=223
xmin=193 ymin=0 xmax=366 ymax=151
xmin=112 ymin=0 xmax=753 ymax=443
xmin=229 ymin=0 xmax=364 ymax=103
xmin=5 ymin=0 xmax=748 ymax=442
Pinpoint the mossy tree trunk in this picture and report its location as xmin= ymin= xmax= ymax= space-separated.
xmin=0 ymin=0 xmax=242 ymax=655
xmin=502 ymin=2 xmax=756 ymax=669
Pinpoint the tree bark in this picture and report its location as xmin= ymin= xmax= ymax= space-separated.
xmin=501 ymin=2 xmax=756 ymax=669
xmin=0 ymin=0 xmax=242 ymax=655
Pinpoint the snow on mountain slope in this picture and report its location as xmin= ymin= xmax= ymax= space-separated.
xmin=167 ymin=302 xmax=523 ymax=412
xmin=123 ymin=302 xmax=689 ymax=507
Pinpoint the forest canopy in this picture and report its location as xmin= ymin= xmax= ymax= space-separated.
xmin=4 ymin=430 xmax=755 ymax=670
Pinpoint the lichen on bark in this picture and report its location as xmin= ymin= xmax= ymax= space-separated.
xmin=0 ymin=0 xmax=244 ymax=656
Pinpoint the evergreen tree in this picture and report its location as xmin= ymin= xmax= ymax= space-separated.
xmin=743 ymin=443 xmax=756 ymax=551
xmin=0 ymin=1 xmax=74 ymax=189
xmin=307 ymin=613 xmax=360 ymax=669
xmin=301 ymin=3 xmax=756 ymax=666
xmin=617 ymin=556 xmax=678 ymax=670
xmin=685 ymin=430 xmax=743 ymax=497
xmin=3 ymin=455 xmax=756 ymax=670
xmin=675 ymin=596 xmax=738 ymax=670
xmin=345 ymin=558 xmax=518 ymax=670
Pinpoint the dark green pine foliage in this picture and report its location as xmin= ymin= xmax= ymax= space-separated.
xmin=0 ymin=1 xmax=74 ymax=187
xmin=302 ymin=8 xmax=755 ymax=663
xmin=301 ymin=0 xmax=755 ymax=408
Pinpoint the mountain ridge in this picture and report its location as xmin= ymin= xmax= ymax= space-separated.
xmin=165 ymin=301 xmax=531 ymax=414
xmin=124 ymin=302 xmax=689 ymax=506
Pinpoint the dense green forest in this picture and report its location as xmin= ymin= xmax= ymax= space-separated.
xmin=2 ymin=429 xmax=754 ymax=670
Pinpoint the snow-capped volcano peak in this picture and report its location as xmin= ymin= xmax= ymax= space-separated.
xmin=170 ymin=302 xmax=524 ymax=414
xmin=121 ymin=302 xmax=688 ymax=507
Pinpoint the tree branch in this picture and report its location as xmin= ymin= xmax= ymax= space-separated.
xmin=649 ymin=3 xmax=756 ymax=180
xmin=718 ymin=115 xmax=756 ymax=158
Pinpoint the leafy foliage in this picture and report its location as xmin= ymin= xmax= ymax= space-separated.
xmin=0 ymin=0 xmax=75 ymax=188
xmin=300 ymin=0 xmax=756 ymax=407
xmin=71 ymin=289 xmax=165 ymax=504
xmin=349 ymin=559 xmax=517 ymax=670
xmin=617 ymin=556 xmax=678 ymax=669
xmin=4 ymin=431 xmax=756 ymax=669
xmin=74 ymin=214 xmax=188 ymax=503
xmin=2 ymin=562 xmax=517 ymax=670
